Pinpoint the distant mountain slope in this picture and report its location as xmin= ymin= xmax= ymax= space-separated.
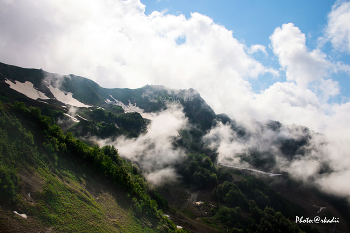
xmin=0 ymin=61 xmax=316 ymax=168
xmin=0 ymin=62 xmax=216 ymax=131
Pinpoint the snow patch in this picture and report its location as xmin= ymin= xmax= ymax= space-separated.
xmin=13 ymin=211 xmax=27 ymax=219
xmin=37 ymin=100 xmax=48 ymax=104
xmin=219 ymin=163 xmax=282 ymax=177
xmin=5 ymin=79 xmax=49 ymax=100
xmin=124 ymin=102 xmax=144 ymax=113
xmin=48 ymin=85 xmax=90 ymax=108
xmin=76 ymin=114 xmax=89 ymax=121
xmin=105 ymin=98 xmax=113 ymax=104
xmin=195 ymin=201 xmax=203 ymax=206
xmin=140 ymin=112 xmax=155 ymax=120
xmin=64 ymin=113 xmax=80 ymax=122
xmin=109 ymin=94 xmax=145 ymax=114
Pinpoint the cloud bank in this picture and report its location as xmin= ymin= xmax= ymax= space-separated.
xmin=99 ymin=104 xmax=187 ymax=185
xmin=325 ymin=0 xmax=350 ymax=52
xmin=204 ymin=117 xmax=350 ymax=201
xmin=1 ymin=0 xmax=348 ymax=132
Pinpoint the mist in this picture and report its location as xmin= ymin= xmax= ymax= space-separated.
xmin=98 ymin=104 xmax=188 ymax=186
xmin=203 ymin=118 xmax=350 ymax=202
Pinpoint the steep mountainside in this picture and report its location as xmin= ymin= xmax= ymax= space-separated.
xmin=1 ymin=62 xmax=349 ymax=233
xmin=0 ymin=62 xmax=216 ymax=131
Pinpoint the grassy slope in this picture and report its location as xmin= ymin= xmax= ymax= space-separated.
xmin=0 ymin=102 xmax=176 ymax=233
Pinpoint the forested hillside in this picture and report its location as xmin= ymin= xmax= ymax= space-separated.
xmin=0 ymin=101 xmax=317 ymax=233
xmin=0 ymin=101 xmax=184 ymax=232
xmin=1 ymin=62 xmax=349 ymax=232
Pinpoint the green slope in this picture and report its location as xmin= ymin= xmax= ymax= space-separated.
xmin=0 ymin=101 xmax=186 ymax=233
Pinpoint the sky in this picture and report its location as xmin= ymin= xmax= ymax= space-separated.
xmin=2 ymin=0 xmax=350 ymax=200
xmin=1 ymin=0 xmax=350 ymax=129
xmin=141 ymin=0 xmax=350 ymax=95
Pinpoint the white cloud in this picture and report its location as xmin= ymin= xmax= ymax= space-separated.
xmin=0 ymin=1 xmax=347 ymax=131
xmin=248 ymin=44 xmax=267 ymax=55
xmin=145 ymin=168 xmax=179 ymax=186
xmin=0 ymin=0 xmax=276 ymax=90
xmin=270 ymin=23 xmax=333 ymax=88
xmin=325 ymin=1 xmax=350 ymax=52
xmin=204 ymin=107 xmax=350 ymax=201
xmin=99 ymin=104 xmax=188 ymax=185
xmin=201 ymin=21 xmax=350 ymax=201
xmin=0 ymin=0 xmax=13 ymax=12
xmin=317 ymin=170 xmax=350 ymax=202
xmin=203 ymin=122 xmax=247 ymax=165
xmin=318 ymin=78 xmax=340 ymax=101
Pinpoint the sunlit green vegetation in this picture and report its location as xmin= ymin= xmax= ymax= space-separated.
xmin=0 ymin=101 xmax=185 ymax=232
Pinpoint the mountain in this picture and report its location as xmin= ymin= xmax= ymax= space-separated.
xmin=0 ymin=62 xmax=216 ymax=129
xmin=1 ymin=61 xmax=349 ymax=233
xmin=0 ymin=62 xmax=308 ymax=162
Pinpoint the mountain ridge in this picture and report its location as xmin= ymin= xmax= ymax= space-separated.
xmin=1 ymin=61 xmax=349 ymax=233
xmin=0 ymin=61 xmax=217 ymax=131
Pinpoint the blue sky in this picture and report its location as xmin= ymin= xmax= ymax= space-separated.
xmin=143 ymin=0 xmax=332 ymax=47
xmin=1 ymin=0 xmax=350 ymax=131
xmin=142 ymin=0 xmax=350 ymax=99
